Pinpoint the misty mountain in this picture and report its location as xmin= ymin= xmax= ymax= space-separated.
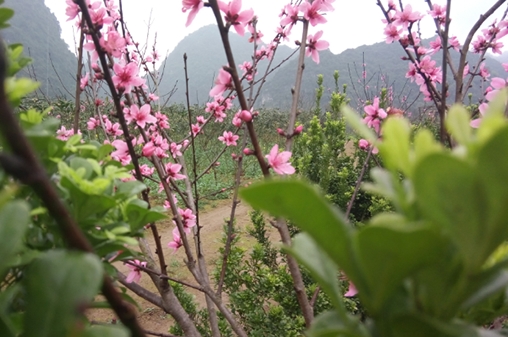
xmin=2 ymin=0 xmax=77 ymax=98
xmin=262 ymin=39 xmax=507 ymax=110
xmin=156 ymin=27 xmax=506 ymax=111
xmin=152 ymin=24 xmax=295 ymax=105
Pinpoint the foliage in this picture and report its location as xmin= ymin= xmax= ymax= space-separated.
xmin=293 ymin=78 xmax=389 ymax=224
xmin=241 ymin=92 xmax=508 ymax=337
xmin=4 ymin=0 xmax=508 ymax=336
xmin=0 ymin=6 xmax=162 ymax=336
xmin=168 ymin=281 xmax=233 ymax=337
xmin=211 ymin=211 xmax=335 ymax=336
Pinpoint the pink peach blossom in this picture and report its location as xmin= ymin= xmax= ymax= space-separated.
xmin=80 ymin=73 xmax=89 ymax=90
xmin=182 ymin=0 xmax=204 ymax=27
xmin=111 ymin=139 xmax=133 ymax=165
xmin=266 ymin=144 xmax=295 ymax=175
xmin=170 ymin=142 xmax=183 ymax=158
xmin=300 ymin=1 xmax=327 ymax=27
xmin=344 ymin=280 xmax=358 ymax=297
xmin=393 ymin=4 xmax=422 ymax=29
xmin=306 ymin=30 xmax=329 ymax=64
xmin=218 ymin=131 xmax=239 ymax=146
xmin=100 ymin=31 xmax=126 ymax=58
xmin=168 ymin=228 xmax=183 ymax=252
xmin=129 ymin=104 xmax=157 ymax=129
xmin=166 ymin=162 xmax=186 ymax=180
xmin=178 ymin=208 xmax=196 ymax=233
xmin=112 ymin=62 xmax=145 ymax=94
xmin=125 ymin=260 xmax=147 ymax=283
xmin=218 ymin=0 xmax=254 ymax=36
xmin=210 ymin=68 xmax=233 ymax=97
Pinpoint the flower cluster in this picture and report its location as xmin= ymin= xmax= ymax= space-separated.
xmin=380 ymin=0 xmax=508 ymax=105
xmin=279 ymin=1 xmax=333 ymax=64
xmin=358 ymin=96 xmax=392 ymax=154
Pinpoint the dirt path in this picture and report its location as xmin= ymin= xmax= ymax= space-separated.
xmin=88 ymin=198 xmax=253 ymax=333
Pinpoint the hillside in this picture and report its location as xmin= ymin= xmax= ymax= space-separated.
xmin=262 ymin=39 xmax=507 ymax=110
xmin=153 ymin=25 xmax=295 ymax=105
xmin=156 ymin=29 xmax=506 ymax=111
xmin=2 ymin=0 xmax=77 ymax=98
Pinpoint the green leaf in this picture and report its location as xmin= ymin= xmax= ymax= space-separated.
xmin=462 ymin=269 xmax=508 ymax=310
xmin=414 ymin=154 xmax=486 ymax=271
xmin=125 ymin=199 xmax=167 ymax=231
xmin=60 ymin=161 xmax=112 ymax=195
xmin=378 ymin=117 xmax=411 ymax=176
xmin=70 ymin=157 xmax=95 ymax=180
xmin=77 ymin=194 xmax=116 ymax=221
xmin=116 ymin=236 xmax=138 ymax=245
xmin=5 ymin=77 xmax=39 ymax=106
xmin=25 ymin=118 xmax=60 ymax=138
xmin=411 ymin=242 xmax=465 ymax=319
xmin=19 ymin=109 xmax=43 ymax=126
xmin=388 ymin=314 xmax=478 ymax=337
xmin=240 ymin=180 xmax=361 ymax=287
xmin=115 ymin=180 xmax=147 ymax=198
xmin=476 ymin=126 xmax=508 ymax=262
xmin=23 ymin=250 xmax=103 ymax=337
xmin=284 ymin=233 xmax=343 ymax=310
xmin=362 ymin=168 xmax=398 ymax=205
xmin=446 ymin=104 xmax=472 ymax=146
xmin=66 ymin=134 xmax=82 ymax=147
xmin=0 ymin=201 xmax=30 ymax=275
xmin=0 ymin=8 xmax=13 ymax=28
xmin=306 ymin=310 xmax=366 ymax=337
xmin=477 ymin=89 xmax=508 ymax=144
xmin=110 ymin=226 xmax=130 ymax=235
xmin=97 ymin=143 xmax=115 ymax=160
xmin=413 ymin=129 xmax=442 ymax=167
xmin=355 ymin=224 xmax=444 ymax=314
xmin=59 ymin=176 xmax=116 ymax=221
xmin=0 ymin=183 xmax=18 ymax=209
xmin=0 ymin=285 xmax=22 ymax=337
xmin=80 ymin=325 xmax=129 ymax=337
xmin=342 ymin=106 xmax=377 ymax=143
xmin=104 ymin=165 xmax=132 ymax=180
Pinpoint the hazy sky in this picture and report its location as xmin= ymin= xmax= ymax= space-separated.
xmin=43 ymin=1 xmax=505 ymax=60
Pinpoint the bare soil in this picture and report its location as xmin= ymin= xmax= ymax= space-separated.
xmin=87 ymin=198 xmax=256 ymax=334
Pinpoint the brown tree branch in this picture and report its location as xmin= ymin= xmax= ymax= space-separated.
xmin=0 ymin=40 xmax=146 ymax=337
xmin=208 ymin=0 xmax=269 ymax=176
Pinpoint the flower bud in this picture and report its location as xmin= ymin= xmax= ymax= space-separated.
xmin=358 ymin=139 xmax=369 ymax=150
xmin=277 ymin=128 xmax=286 ymax=136
xmin=243 ymin=148 xmax=254 ymax=156
xmin=294 ymin=125 xmax=303 ymax=134
xmin=239 ymin=110 xmax=252 ymax=122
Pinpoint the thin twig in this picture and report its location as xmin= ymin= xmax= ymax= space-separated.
xmin=124 ymin=261 xmax=204 ymax=292
xmin=216 ymin=129 xmax=248 ymax=297
xmin=345 ymin=148 xmax=373 ymax=219
xmin=277 ymin=18 xmax=315 ymax=328
xmin=183 ymin=53 xmax=221 ymax=337
xmin=208 ymin=0 xmax=269 ymax=176
xmin=72 ymin=24 xmax=85 ymax=133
